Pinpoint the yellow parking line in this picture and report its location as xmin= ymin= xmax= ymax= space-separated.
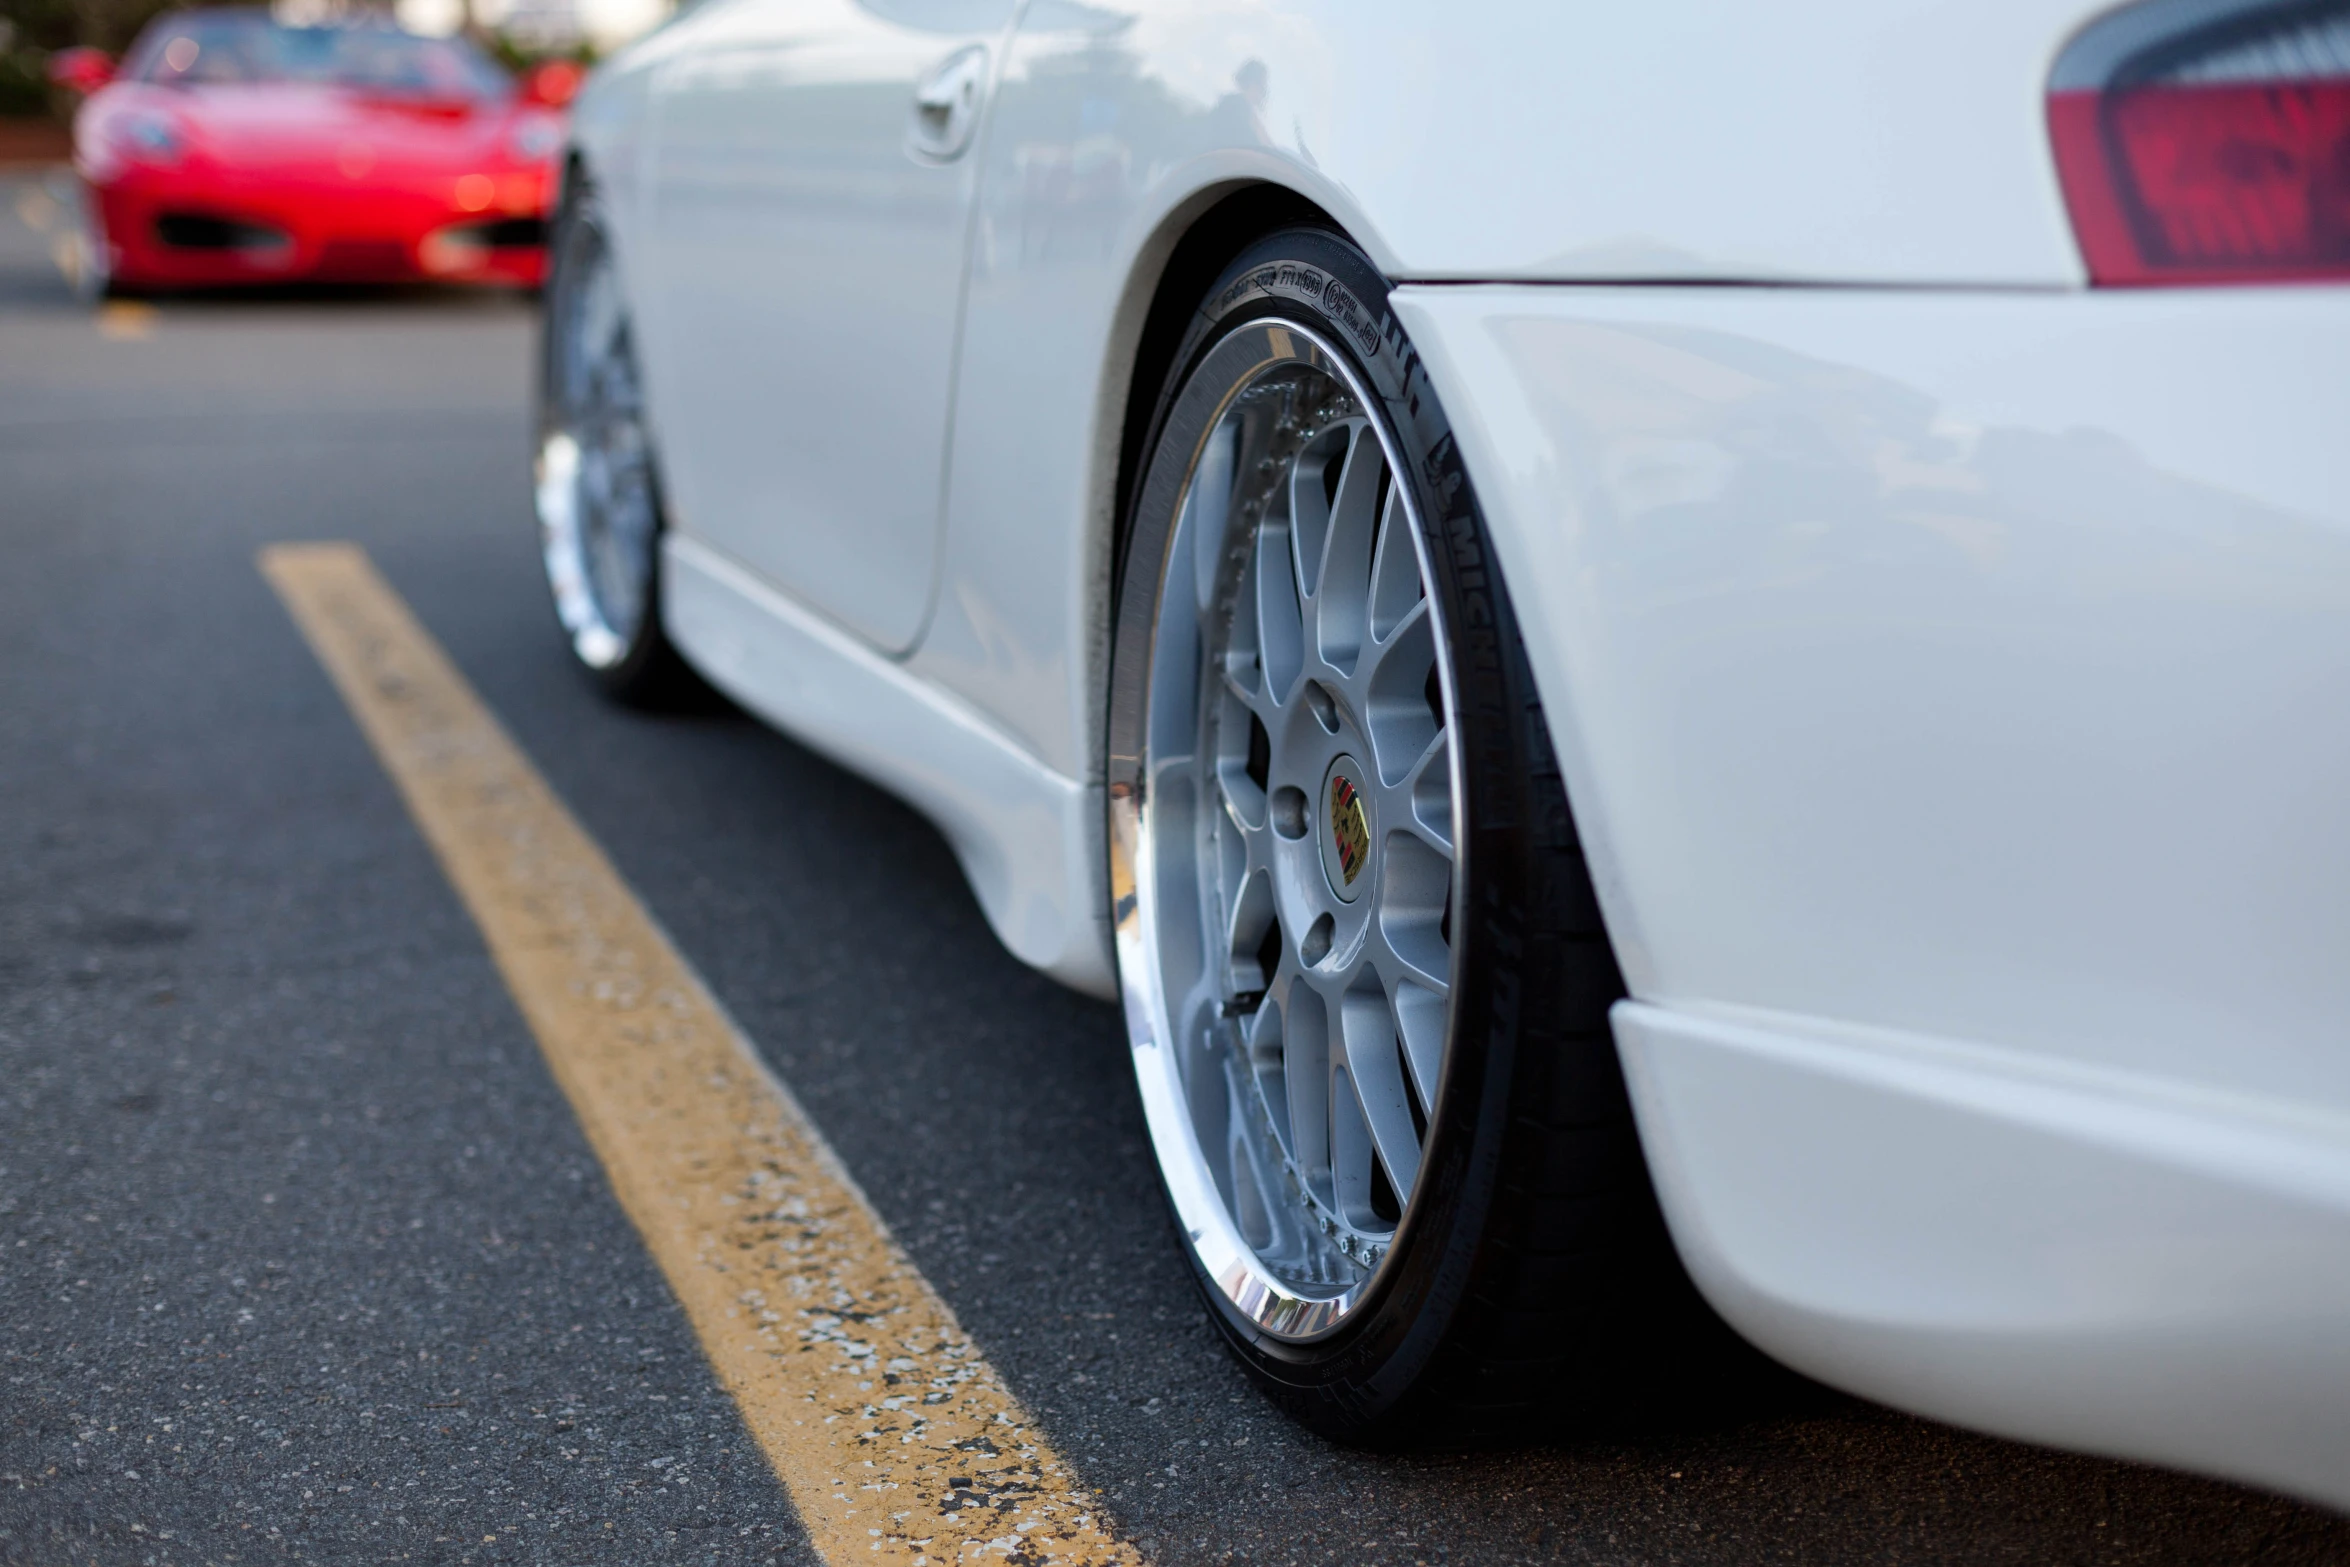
xmin=97 ymin=300 xmax=155 ymax=340
xmin=261 ymin=543 xmax=1138 ymax=1567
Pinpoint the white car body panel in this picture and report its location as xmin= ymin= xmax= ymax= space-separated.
xmin=567 ymin=0 xmax=2350 ymax=1509
xmin=1395 ymin=286 xmax=2350 ymax=1097
xmin=630 ymin=0 xmax=1015 ymax=652
xmin=915 ymin=0 xmax=2101 ymax=785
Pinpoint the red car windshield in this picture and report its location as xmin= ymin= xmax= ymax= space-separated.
xmin=126 ymin=14 xmax=511 ymax=100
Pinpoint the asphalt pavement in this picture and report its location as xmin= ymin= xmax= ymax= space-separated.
xmin=5 ymin=170 xmax=2348 ymax=1566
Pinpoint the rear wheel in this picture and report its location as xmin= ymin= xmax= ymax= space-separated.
xmin=535 ymin=172 xmax=695 ymax=706
xmin=1107 ymin=227 xmax=1727 ymax=1441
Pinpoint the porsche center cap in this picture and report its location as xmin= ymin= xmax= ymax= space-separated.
xmin=1321 ymin=755 xmax=1372 ymax=902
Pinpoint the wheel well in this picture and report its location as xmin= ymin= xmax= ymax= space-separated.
xmin=1109 ymin=183 xmax=1338 ymax=545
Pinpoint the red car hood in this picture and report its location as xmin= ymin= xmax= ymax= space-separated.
xmin=157 ymin=83 xmax=536 ymax=177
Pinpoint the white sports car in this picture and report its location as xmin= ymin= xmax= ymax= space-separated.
xmin=534 ymin=0 xmax=2350 ymax=1508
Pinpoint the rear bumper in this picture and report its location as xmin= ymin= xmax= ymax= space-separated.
xmin=88 ymin=163 xmax=548 ymax=288
xmin=1394 ymin=280 xmax=2350 ymax=1506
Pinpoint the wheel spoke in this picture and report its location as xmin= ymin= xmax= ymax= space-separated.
xmin=1221 ymin=539 xmax=1264 ymax=704
xmin=1144 ymin=752 xmax=1208 ymax=1005
xmin=1255 ymin=512 xmax=1304 ymax=708
xmin=576 ymin=274 xmax=623 ymax=410
xmin=1363 ymin=597 xmax=1438 ymax=787
xmin=1375 ymin=830 xmax=1452 ymax=996
xmin=1366 ymin=481 xmax=1421 ymax=643
xmin=1313 ymin=425 xmax=1382 ymax=676
xmin=1381 ymin=728 xmax=1453 ymax=857
xmin=1245 ymin=984 xmax=1292 ymax=1162
xmin=1339 ymin=987 xmax=1422 ymax=1207
xmin=1222 ymin=1052 xmax=1307 ymax=1257
xmin=1221 ymin=663 xmax=1276 ymax=733
xmin=1280 ymin=974 xmax=1334 ymax=1208
xmin=1286 ymin=421 xmax=1346 ymax=602
xmin=1326 ymin=1058 xmax=1381 ymax=1231
xmin=1216 ymin=759 xmax=1267 ymax=838
xmin=1224 ymin=864 xmax=1275 ymax=995
xmin=1388 ymin=973 xmax=1447 ymax=1119
xmin=1213 ymin=682 xmax=1269 ymax=832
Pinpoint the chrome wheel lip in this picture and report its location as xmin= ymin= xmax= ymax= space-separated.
xmin=536 ymin=428 xmax=630 ymax=670
xmin=1109 ymin=316 xmax=1467 ymax=1344
xmin=537 ymin=201 xmax=656 ymax=673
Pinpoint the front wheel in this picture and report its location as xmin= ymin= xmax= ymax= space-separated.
xmin=1106 ymin=227 xmax=1731 ymax=1442
xmin=535 ymin=170 xmax=696 ymax=706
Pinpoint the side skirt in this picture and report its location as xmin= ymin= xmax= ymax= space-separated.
xmin=663 ymin=532 xmax=1115 ymax=998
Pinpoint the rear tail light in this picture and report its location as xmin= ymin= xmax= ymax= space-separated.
xmin=2049 ymin=0 xmax=2350 ymax=284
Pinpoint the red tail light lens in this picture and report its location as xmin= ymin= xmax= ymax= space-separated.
xmin=2050 ymin=2 xmax=2350 ymax=285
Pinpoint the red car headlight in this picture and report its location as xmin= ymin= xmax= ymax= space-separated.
xmin=108 ymin=113 xmax=189 ymax=167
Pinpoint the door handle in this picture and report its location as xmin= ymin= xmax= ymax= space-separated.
xmin=908 ymin=44 xmax=987 ymax=162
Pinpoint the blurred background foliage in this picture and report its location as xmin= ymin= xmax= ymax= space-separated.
xmin=1 ymin=0 xmax=157 ymax=116
xmin=0 ymin=0 xmax=610 ymax=120
xmin=1 ymin=0 xmax=183 ymax=116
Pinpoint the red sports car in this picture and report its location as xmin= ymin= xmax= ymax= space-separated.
xmin=51 ymin=11 xmax=575 ymax=292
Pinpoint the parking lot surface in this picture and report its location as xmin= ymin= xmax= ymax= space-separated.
xmin=5 ymin=172 xmax=2349 ymax=1565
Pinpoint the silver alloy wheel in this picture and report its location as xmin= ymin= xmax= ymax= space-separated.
xmin=537 ymin=208 xmax=658 ymax=672
xmin=1112 ymin=318 xmax=1463 ymax=1341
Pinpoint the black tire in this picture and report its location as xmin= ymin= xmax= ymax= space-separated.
xmin=1110 ymin=226 xmax=1747 ymax=1444
xmin=535 ymin=169 xmax=703 ymax=709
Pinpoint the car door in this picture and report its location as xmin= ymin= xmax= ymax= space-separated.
xmin=639 ymin=0 xmax=1013 ymax=653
